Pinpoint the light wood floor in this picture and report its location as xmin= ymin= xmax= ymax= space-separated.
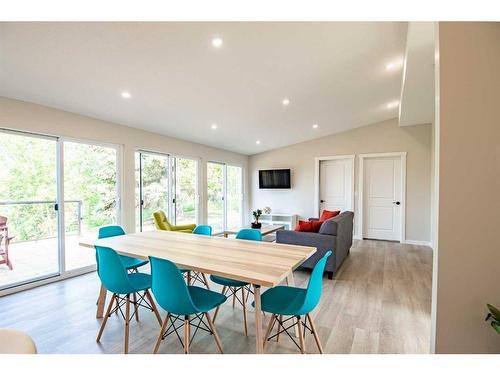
xmin=0 ymin=239 xmax=433 ymax=354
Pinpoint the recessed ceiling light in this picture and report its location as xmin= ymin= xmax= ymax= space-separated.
xmin=386 ymin=101 xmax=399 ymax=109
xmin=211 ymin=123 xmax=218 ymax=130
xmin=212 ymin=37 xmax=223 ymax=48
xmin=121 ymin=91 xmax=131 ymax=99
xmin=312 ymin=124 xmax=319 ymax=129
xmin=256 ymin=140 xmax=261 ymax=145
xmin=385 ymin=58 xmax=403 ymax=70
xmin=282 ymin=98 xmax=290 ymax=106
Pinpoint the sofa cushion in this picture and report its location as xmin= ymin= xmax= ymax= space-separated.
xmin=319 ymin=210 xmax=340 ymax=221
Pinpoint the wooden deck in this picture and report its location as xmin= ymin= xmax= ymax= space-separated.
xmin=0 ymin=234 xmax=95 ymax=289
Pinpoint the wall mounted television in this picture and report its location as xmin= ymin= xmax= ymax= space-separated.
xmin=258 ymin=169 xmax=291 ymax=189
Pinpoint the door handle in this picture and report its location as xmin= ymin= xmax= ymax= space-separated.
xmin=393 ymin=201 xmax=401 ymax=205
xmin=320 ymin=200 xmax=325 ymax=203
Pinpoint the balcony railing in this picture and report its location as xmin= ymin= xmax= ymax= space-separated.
xmin=0 ymin=200 xmax=83 ymax=242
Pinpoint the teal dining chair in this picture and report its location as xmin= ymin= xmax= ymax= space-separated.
xmin=95 ymin=246 xmax=162 ymax=354
xmin=211 ymin=228 xmax=262 ymax=336
xmin=181 ymin=225 xmax=212 ymax=289
xmin=98 ymin=225 xmax=148 ymax=271
xmin=149 ymin=256 xmax=227 ymax=354
xmin=254 ymin=250 xmax=332 ymax=354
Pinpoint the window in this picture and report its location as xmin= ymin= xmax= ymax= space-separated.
xmin=207 ymin=162 xmax=243 ymax=234
xmin=136 ymin=151 xmax=198 ymax=231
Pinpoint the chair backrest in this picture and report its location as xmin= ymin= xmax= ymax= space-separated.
xmin=236 ymin=228 xmax=262 ymax=241
xmin=193 ymin=225 xmax=212 ymax=236
xmin=98 ymin=225 xmax=125 ymax=239
xmin=149 ymin=256 xmax=197 ymax=316
xmin=153 ymin=210 xmax=172 ymax=231
xmin=299 ymin=250 xmax=332 ymax=315
xmin=95 ymin=246 xmax=133 ymax=294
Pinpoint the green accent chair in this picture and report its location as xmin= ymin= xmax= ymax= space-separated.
xmin=152 ymin=210 xmax=196 ymax=233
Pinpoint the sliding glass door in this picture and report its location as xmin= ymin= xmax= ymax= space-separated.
xmin=136 ymin=152 xmax=170 ymax=232
xmin=207 ymin=162 xmax=243 ymax=235
xmin=136 ymin=151 xmax=198 ymax=231
xmin=174 ymin=157 xmax=198 ymax=225
xmin=0 ymin=130 xmax=59 ymax=290
xmin=0 ymin=129 xmax=122 ymax=292
xmin=63 ymin=141 xmax=120 ymax=271
xmin=207 ymin=162 xmax=225 ymax=234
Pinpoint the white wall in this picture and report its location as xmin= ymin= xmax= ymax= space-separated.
xmin=249 ymin=118 xmax=432 ymax=243
xmin=433 ymin=22 xmax=500 ymax=353
xmin=0 ymin=97 xmax=249 ymax=232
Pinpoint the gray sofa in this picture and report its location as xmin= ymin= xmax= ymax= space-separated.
xmin=276 ymin=211 xmax=354 ymax=279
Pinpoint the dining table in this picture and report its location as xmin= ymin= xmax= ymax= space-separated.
xmin=79 ymin=229 xmax=316 ymax=354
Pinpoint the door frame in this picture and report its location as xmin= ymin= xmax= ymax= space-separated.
xmin=313 ymin=155 xmax=355 ymax=218
xmin=358 ymin=152 xmax=407 ymax=242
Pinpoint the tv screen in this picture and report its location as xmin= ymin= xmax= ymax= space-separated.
xmin=259 ymin=169 xmax=291 ymax=189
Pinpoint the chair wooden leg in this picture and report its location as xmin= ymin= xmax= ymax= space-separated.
xmin=153 ymin=313 xmax=170 ymax=354
xmin=184 ymin=315 xmax=190 ymax=354
xmin=96 ymin=284 xmax=108 ymax=318
xmin=124 ymin=295 xmax=131 ymax=354
xmin=145 ymin=290 xmax=163 ymax=326
xmin=187 ymin=271 xmax=192 ymax=286
xmin=241 ymin=287 xmax=248 ymax=336
xmin=307 ymin=313 xmax=324 ymax=354
xmin=205 ymin=312 xmax=224 ymax=354
xmin=201 ymin=273 xmax=210 ymax=290
xmin=232 ymin=288 xmax=236 ymax=308
xmin=212 ymin=286 xmax=227 ymax=322
xmin=132 ymin=293 xmax=139 ymax=321
xmin=263 ymin=314 xmax=276 ymax=350
xmin=96 ymin=293 xmax=116 ymax=342
xmin=296 ymin=316 xmax=305 ymax=354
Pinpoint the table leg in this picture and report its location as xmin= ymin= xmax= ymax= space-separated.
xmin=285 ymin=272 xmax=300 ymax=338
xmin=253 ymin=284 xmax=263 ymax=354
xmin=96 ymin=283 xmax=107 ymax=319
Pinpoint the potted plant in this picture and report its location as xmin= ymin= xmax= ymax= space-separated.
xmin=485 ymin=304 xmax=500 ymax=334
xmin=251 ymin=209 xmax=263 ymax=229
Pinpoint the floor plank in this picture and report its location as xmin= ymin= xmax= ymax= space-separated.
xmin=0 ymin=239 xmax=433 ymax=354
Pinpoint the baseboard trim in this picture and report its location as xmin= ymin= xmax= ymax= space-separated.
xmin=403 ymin=239 xmax=432 ymax=247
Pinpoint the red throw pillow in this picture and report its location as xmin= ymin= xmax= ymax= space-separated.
xmin=295 ymin=220 xmax=322 ymax=232
xmin=319 ymin=210 xmax=341 ymax=222
xmin=295 ymin=220 xmax=312 ymax=232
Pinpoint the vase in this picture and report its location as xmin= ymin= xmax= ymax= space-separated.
xmin=251 ymin=222 xmax=262 ymax=229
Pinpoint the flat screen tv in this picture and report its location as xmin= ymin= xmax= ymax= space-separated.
xmin=259 ymin=169 xmax=291 ymax=189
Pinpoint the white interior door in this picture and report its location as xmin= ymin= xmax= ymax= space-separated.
xmin=319 ymin=158 xmax=353 ymax=214
xmin=363 ymin=156 xmax=402 ymax=241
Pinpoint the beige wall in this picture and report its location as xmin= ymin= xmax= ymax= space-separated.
xmin=249 ymin=118 xmax=432 ymax=243
xmin=434 ymin=22 xmax=500 ymax=353
xmin=0 ymin=97 xmax=249 ymax=232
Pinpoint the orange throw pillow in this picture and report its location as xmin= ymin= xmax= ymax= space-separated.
xmin=295 ymin=220 xmax=322 ymax=232
xmin=319 ymin=210 xmax=340 ymax=222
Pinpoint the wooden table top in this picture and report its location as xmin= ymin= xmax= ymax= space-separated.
xmin=224 ymin=224 xmax=285 ymax=236
xmin=79 ymin=230 xmax=316 ymax=287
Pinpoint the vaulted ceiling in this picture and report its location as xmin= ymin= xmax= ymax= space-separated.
xmin=0 ymin=22 xmax=409 ymax=154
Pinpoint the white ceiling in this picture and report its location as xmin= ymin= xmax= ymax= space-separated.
xmin=399 ymin=22 xmax=435 ymax=126
xmin=0 ymin=22 xmax=408 ymax=155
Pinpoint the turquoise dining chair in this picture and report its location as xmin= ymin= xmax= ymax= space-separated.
xmin=95 ymin=246 xmax=162 ymax=354
xmin=181 ymin=225 xmax=212 ymax=289
xmin=254 ymin=250 xmax=332 ymax=354
xmin=211 ymin=228 xmax=262 ymax=336
xmin=98 ymin=225 xmax=149 ymax=271
xmin=149 ymin=256 xmax=227 ymax=354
